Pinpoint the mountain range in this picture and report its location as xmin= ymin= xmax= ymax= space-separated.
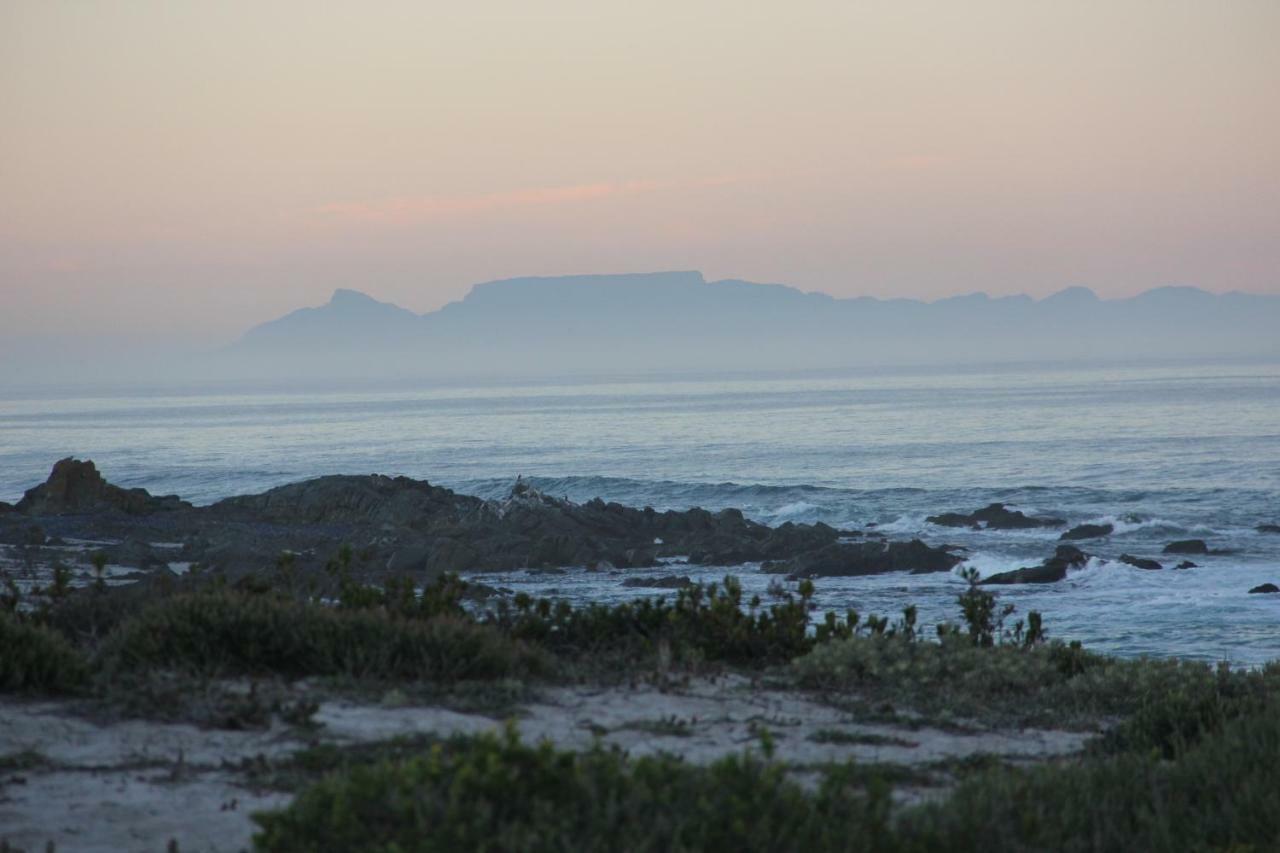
xmin=220 ymin=271 xmax=1280 ymax=381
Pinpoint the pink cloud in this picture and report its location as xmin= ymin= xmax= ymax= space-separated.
xmin=310 ymin=176 xmax=744 ymax=225
xmin=313 ymin=180 xmax=667 ymax=224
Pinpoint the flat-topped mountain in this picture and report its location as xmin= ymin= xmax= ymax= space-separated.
xmin=223 ymin=272 xmax=1280 ymax=380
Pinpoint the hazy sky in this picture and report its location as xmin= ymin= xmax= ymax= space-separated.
xmin=2 ymin=0 xmax=1277 ymax=344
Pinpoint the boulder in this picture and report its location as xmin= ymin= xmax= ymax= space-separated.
xmin=1256 ymin=524 xmax=1280 ymax=534
xmin=1173 ymin=561 xmax=1198 ymax=570
xmin=980 ymin=545 xmax=1090 ymax=585
xmin=926 ymin=503 xmax=1065 ymax=530
xmin=16 ymin=458 xmax=190 ymax=516
xmin=1163 ymin=539 xmax=1209 ymax=555
xmin=1248 ymin=583 xmax=1279 ymax=595
xmin=1120 ymin=554 xmax=1162 ymax=571
xmin=1059 ymin=523 xmax=1114 ymax=541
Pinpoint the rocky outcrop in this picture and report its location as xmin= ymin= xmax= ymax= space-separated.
xmin=2 ymin=461 xmax=883 ymax=581
xmin=1163 ymin=539 xmax=1209 ymax=555
xmin=926 ymin=503 xmax=1064 ymax=530
xmin=15 ymin=458 xmax=189 ymax=516
xmin=762 ymin=539 xmax=961 ymax=579
xmin=1248 ymin=583 xmax=1279 ymax=594
xmin=208 ymin=474 xmax=477 ymax=528
xmin=979 ymin=545 xmax=1089 ymax=585
xmin=1120 ymin=554 xmax=1162 ymax=571
xmin=1059 ymin=523 xmax=1113 ymax=541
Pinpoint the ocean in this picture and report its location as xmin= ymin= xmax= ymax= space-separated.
xmin=3 ymin=360 xmax=1278 ymax=665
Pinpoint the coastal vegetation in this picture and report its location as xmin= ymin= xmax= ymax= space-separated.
xmin=2 ymin=562 xmax=1278 ymax=850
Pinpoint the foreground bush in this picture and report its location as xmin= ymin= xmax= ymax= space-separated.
xmin=99 ymin=591 xmax=546 ymax=683
xmin=905 ymin=702 xmax=1280 ymax=850
xmin=253 ymin=707 xmax=1280 ymax=853
xmin=253 ymin=728 xmax=894 ymax=853
xmin=0 ymin=612 xmax=89 ymax=693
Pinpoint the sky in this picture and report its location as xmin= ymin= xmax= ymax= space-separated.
xmin=1 ymin=0 xmax=1278 ymax=346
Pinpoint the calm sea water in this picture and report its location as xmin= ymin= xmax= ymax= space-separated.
xmin=2 ymin=361 xmax=1278 ymax=665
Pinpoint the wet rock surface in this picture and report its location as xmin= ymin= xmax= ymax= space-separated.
xmin=926 ymin=503 xmax=1065 ymax=530
xmin=979 ymin=545 xmax=1090 ymax=585
xmin=761 ymin=540 xmax=962 ymax=578
xmin=1163 ymin=539 xmax=1209 ymax=555
xmin=1060 ymin=523 xmax=1113 ymax=541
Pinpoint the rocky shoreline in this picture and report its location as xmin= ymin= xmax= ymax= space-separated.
xmin=2 ymin=459 xmax=1276 ymax=599
xmin=0 ymin=458 xmax=965 ymax=586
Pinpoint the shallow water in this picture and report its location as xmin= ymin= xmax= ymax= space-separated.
xmin=2 ymin=360 xmax=1278 ymax=664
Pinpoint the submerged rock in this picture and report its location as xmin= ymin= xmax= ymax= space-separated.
xmin=926 ymin=503 xmax=1065 ymax=530
xmin=1256 ymin=524 xmax=1280 ymax=534
xmin=620 ymin=575 xmax=693 ymax=590
xmin=16 ymin=458 xmax=189 ymax=516
xmin=1059 ymin=523 xmax=1114 ymax=541
xmin=980 ymin=545 xmax=1089 ymax=585
xmin=1173 ymin=561 xmax=1198 ymax=570
xmin=1162 ymin=539 xmax=1209 ymax=555
xmin=1248 ymin=583 xmax=1279 ymax=594
xmin=1119 ymin=554 xmax=1163 ymax=571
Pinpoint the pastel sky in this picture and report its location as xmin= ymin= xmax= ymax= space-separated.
xmin=2 ymin=0 xmax=1278 ymax=344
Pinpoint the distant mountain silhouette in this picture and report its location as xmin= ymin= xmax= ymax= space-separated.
xmin=223 ymin=272 xmax=1280 ymax=380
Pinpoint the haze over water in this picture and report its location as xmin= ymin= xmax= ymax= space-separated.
xmin=4 ymin=359 xmax=1279 ymax=665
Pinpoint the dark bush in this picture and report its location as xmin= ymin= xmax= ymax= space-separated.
xmin=253 ymin=727 xmax=893 ymax=853
xmin=491 ymin=575 xmax=835 ymax=668
xmin=0 ymin=612 xmax=90 ymax=693
xmin=98 ymin=591 xmax=546 ymax=683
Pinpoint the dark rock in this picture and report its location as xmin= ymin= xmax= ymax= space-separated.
xmin=1120 ymin=554 xmax=1163 ymax=571
xmin=926 ymin=503 xmax=1065 ymax=530
xmin=1256 ymin=524 xmax=1280 ymax=534
xmin=620 ymin=575 xmax=693 ymax=590
xmin=0 ymin=501 xmax=13 ymax=514
xmin=101 ymin=537 xmax=170 ymax=570
xmin=1248 ymin=583 xmax=1279 ymax=594
xmin=980 ymin=545 xmax=1089 ymax=585
xmin=385 ymin=543 xmax=434 ymax=575
xmin=1059 ymin=523 xmax=1113 ymax=541
xmin=210 ymin=473 xmax=471 ymax=527
xmin=1174 ymin=561 xmax=1198 ymax=570
xmin=16 ymin=458 xmax=189 ymax=516
xmin=763 ymin=539 xmax=961 ymax=578
xmin=1163 ymin=539 xmax=1209 ymax=555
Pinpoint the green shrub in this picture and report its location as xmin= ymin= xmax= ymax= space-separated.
xmin=491 ymin=575 xmax=833 ymax=668
xmin=253 ymin=727 xmax=894 ymax=853
xmin=793 ymin=632 xmax=1279 ymax=740
xmin=0 ymin=612 xmax=89 ymax=693
xmin=253 ymin=705 xmax=1280 ymax=853
xmin=98 ymin=591 xmax=546 ymax=683
xmin=902 ymin=701 xmax=1280 ymax=851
